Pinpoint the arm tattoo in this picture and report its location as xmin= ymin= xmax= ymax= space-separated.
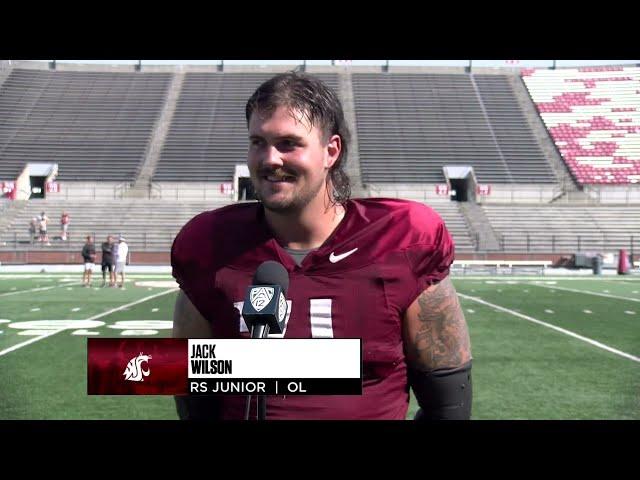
xmin=406 ymin=277 xmax=471 ymax=371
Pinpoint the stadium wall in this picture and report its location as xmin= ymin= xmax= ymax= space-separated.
xmin=480 ymin=184 xmax=557 ymax=203
xmin=584 ymin=185 xmax=640 ymax=204
xmin=5 ymin=250 xmax=636 ymax=266
xmin=152 ymin=183 xmax=234 ymax=202
xmin=0 ymin=250 xmax=170 ymax=265
xmin=45 ymin=182 xmax=127 ymax=200
xmin=364 ymin=184 xmax=462 ymax=203
xmin=39 ymin=181 xmax=238 ymax=202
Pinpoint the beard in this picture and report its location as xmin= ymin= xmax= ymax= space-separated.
xmin=252 ymin=173 xmax=325 ymax=214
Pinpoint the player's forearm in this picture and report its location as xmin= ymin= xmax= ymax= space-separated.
xmin=172 ymin=290 xmax=213 ymax=339
xmin=409 ymin=361 xmax=472 ymax=420
xmin=173 ymin=290 xmax=219 ymax=419
xmin=403 ymin=277 xmax=473 ymax=419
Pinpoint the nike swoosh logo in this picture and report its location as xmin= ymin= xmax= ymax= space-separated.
xmin=329 ymin=248 xmax=358 ymax=263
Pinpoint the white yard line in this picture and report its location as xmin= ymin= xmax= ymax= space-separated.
xmin=528 ymin=283 xmax=640 ymax=303
xmin=0 ymin=288 xmax=178 ymax=357
xmin=0 ymin=329 xmax=63 ymax=355
xmin=458 ymin=293 xmax=640 ymax=364
xmin=84 ymin=289 xmax=178 ymax=321
xmin=0 ymin=282 xmax=79 ymax=298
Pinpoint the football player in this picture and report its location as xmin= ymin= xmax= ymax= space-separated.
xmin=172 ymin=72 xmax=472 ymax=420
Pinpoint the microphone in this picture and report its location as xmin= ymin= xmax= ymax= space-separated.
xmin=242 ymin=260 xmax=290 ymax=339
xmin=241 ymin=260 xmax=290 ymax=421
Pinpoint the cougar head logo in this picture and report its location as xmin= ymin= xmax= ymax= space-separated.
xmin=123 ymin=352 xmax=152 ymax=382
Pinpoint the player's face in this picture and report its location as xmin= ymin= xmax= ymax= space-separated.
xmin=247 ymin=106 xmax=340 ymax=213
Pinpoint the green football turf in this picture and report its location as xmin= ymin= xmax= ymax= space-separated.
xmin=1 ymin=274 xmax=638 ymax=419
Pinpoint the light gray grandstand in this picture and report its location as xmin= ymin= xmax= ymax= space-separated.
xmin=0 ymin=60 xmax=638 ymax=268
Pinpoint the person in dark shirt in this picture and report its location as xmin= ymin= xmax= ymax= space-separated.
xmin=101 ymin=235 xmax=115 ymax=287
xmin=29 ymin=217 xmax=37 ymax=244
xmin=81 ymin=235 xmax=96 ymax=287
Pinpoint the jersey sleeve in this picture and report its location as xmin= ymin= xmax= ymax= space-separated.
xmin=171 ymin=212 xmax=219 ymax=323
xmin=404 ymin=206 xmax=455 ymax=299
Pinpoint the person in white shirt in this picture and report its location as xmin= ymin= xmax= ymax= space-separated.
xmin=115 ymin=235 xmax=129 ymax=288
xmin=38 ymin=212 xmax=50 ymax=245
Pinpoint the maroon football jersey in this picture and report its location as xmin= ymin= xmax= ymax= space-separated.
xmin=171 ymin=198 xmax=455 ymax=419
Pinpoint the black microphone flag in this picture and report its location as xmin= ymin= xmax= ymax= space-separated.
xmin=242 ymin=261 xmax=289 ymax=338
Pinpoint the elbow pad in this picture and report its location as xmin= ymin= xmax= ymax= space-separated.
xmin=409 ymin=361 xmax=472 ymax=420
xmin=175 ymin=395 xmax=222 ymax=420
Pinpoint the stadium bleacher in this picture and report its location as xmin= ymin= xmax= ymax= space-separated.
xmin=153 ymin=72 xmax=340 ymax=182
xmin=473 ymin=74 xmax=556 ymax=183
xmin=0 ymin=199 xmax=225 ymax=252
xmin=351 ymin=72 xmax=556 ymax=184
xmin=0 ymin=69 xmax=172 ymax=181
xmin=418 ymin=199 xmax=475 ymax=252
xmin=483 ymin=204 xmax=640 ymax=252
xmin=522 ymin=66 xmax=640 ymax=185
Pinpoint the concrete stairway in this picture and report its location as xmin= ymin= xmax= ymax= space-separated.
xmin=458 ymin=202 xmax=501 ymax=251
xmin=338 ymin=70 xmax=367 ymax=198
xmin=127 ymin=72 xmax=186 ymax=198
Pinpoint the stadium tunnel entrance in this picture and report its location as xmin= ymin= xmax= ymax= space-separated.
xmin=238 ymin=177 xmax=256 ymax=201
xmin=14 ymin=163 xmax=58 ymax=200
xmin=443 ymin=165 xmax=477 ymax=202
xmin=29 ymin=176 xmax=46 ymax=199
xmin=235 ymin=164 xmax=257 ymax=202
xmin=450 ymin=178 xmax=470 ymax=202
